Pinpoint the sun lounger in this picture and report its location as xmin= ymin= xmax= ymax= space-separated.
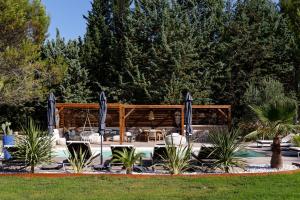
xmin=151 ymin=144 xmax=177 ymax=166
xmin=191 ymin=146 xmax=217 ymax=168
xmin=64 ymin=141 xmax=99 ymax=171
xmin=289 ymin=147 xmax=300 ymax=157
xmin=40 ymin=163 xmax=63 ymax=170
xmin=110 ymin=145 xmax=134 ymax=166
xmin=256 ymin=134 xmax=293 ymax=147
xmin=66 ymin=141 xmax=94 ymax=160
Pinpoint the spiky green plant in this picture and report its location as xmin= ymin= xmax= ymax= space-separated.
xmin=247 ymin=98 xmax=299 ymax=168
xmin=13 ymin=119 xmax=52 ymax=173
xmin=292 ymin=135 xmax=300 ymax=147
xmin=66 ymin=147 xmax=98 ymax=173
xmin=209 ymin=129 xmax=245 ymax=173
xmin=111 ymin=148 xmax=144 ymax=174
xmin=161 ymin=144 xmax=193 ymax=175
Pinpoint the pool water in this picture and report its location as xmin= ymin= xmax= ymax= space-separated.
xmin=234 ymin=149 xmax=266 ymax=158
xmin=53 ymin=149 xmax=153 ymax=159
xmin=53 ymin=148 xmax=265 ymax=159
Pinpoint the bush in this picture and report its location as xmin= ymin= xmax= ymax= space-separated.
xmin=292 ymin=135 xmax=300 ymax=147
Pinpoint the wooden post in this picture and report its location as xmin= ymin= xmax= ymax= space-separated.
xmin=58 ymin=107 xmax=64 ymax=128
xmin=228 ymin=106 xmax=232 ymax=129
xmin=60 ymin=107 xmax=64 ymax=128
xmin=181 ymin=106 xmax=184 ymax=135
xmin=119 ymin=105 xmax=125 ymax=144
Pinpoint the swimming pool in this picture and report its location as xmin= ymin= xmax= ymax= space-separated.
xmin=53 ymin=148 xmax=153 ymax=159
xmin=53 ymin=148 xmax=265 ymax=159
xmin=234 ymin=149 xmax=266 ymax=158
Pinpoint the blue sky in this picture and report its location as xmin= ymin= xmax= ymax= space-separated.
xmin=41 ymin=0 xmax=91 ymax=40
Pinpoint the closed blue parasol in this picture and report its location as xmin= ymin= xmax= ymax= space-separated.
xmin=99 ymin=91 xmax=107 ymax=165
xmin=184 ymin=92 xmax=193 ymax=144
xmin=47 ymin=93 xmax=56 ymax=135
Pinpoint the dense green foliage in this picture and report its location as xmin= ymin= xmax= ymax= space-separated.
xmin=1 ymin=173 xmax=300 ymax=199
xmin=81 ymin=0 xmax=297 ymax=119
xmin=1 ymin=0 xmax=300 ymax=129
xmin=41 ymin=30 xmax=91 ymax=103
xmin=240 ymin=78 xmax=296 ymax=134
xmin=247 ymin=98 xmax=298 ymax=139
xmin=292 ymin=134 xmax=300 ymax=147
xmin=0 ymin=0 xmax=49 ymax=105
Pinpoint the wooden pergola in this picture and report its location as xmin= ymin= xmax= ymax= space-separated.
xmin=56 ymin=103 xmax=231 ymax=144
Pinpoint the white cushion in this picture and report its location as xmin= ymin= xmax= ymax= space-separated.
xmin=90 ymin=134 xmax=104 ymax=144
xmin=165 ymin=133 xmax=186 ymax=145
xmin=125 ymin=132 xmax=132 ymax=136
xmin=113 ymin=135 xmax=120 ymax=142
xmin=282 ymin=134 xmax=294 ymax=143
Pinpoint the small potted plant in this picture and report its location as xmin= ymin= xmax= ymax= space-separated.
xmin=2 ymin=122 xmax=14 ymax=146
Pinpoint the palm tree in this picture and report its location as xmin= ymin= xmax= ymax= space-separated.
xmin=248 ymin=99 xmax=298 ymax=168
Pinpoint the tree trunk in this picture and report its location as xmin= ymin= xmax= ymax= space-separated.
xmin=30 ymin=165 xmax=35 ymax=173
xmin=270 ymin=136 xmax=283 ymax=169
xmin=126 ymin=167 xmax=132 ymax=174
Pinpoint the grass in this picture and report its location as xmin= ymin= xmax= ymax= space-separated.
xmin=0 ymin=173 xmax=300 ymax=200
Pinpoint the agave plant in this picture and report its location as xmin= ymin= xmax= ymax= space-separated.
xmin=209 ymin=129 xmax=245 ymax=173
xmin=111 ymin=148 xmax=144 ymax=174
xmin=247 ymin=98 xmax=299 ymax=168
xmin=67 ymin=147 xmax=98 ymax=173
xmin=13 ymin=119 xmax=53 ymax=173
xmin=161 ymin=144 xmax=193 ymax=175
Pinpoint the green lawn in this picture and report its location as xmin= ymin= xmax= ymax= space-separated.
xmin=0 ymin=173 xmax=299 ymax=200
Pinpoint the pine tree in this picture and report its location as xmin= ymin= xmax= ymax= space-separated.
xmin=210 ymin=0 xmax=295 ymax=120
xmin=280 ymin=0 xmax=300 ymax=102
xmin=82 ymin=0 xmax=117 ymax=100
xmin=42 ymin=30 xmax=91 ymax=103
xmin=0 ymin=0 xmax=49 ymax=106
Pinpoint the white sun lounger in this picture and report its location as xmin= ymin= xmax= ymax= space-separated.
xmin=256 ymin=134 xmax=293 ymax=147
xmin=289 ymin=147 xmax=300 ymax=158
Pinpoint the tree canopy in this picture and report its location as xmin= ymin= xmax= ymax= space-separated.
xmin=1 ymin=0 xmax=300 ymax=128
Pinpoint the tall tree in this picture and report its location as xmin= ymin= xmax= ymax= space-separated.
xmin=42 ymin=30 xmax=91 ymax=103
xmin=0 ymin=0 xmax=49 ymax=106
xmin=82 ymin=0 xmax=117 ymax=100
xmin=280 ymin=0 xmax=300 ymax=103
xmin=211 ymin=0 xmax=295 ymax=122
